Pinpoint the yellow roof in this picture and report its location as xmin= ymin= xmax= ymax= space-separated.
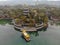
xmin=24 ymin=32 xmax=30 ymax=37
xmin=22 ymin=30 xmax=30 ymax=37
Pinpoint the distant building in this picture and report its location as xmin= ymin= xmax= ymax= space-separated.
xmin=0 ymin=10 xmax=10 ymax=19
xmin=46 ymin=11 xmax=52 ymax=20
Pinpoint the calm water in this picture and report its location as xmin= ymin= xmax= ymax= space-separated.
xmin=0 ymin=23 xmax=60 ymax=45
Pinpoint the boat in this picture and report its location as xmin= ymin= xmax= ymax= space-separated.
xmin=22 ymin=30 xmax=30 ymax=41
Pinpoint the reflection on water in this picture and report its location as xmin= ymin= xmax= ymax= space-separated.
xmin=28 ymin=31 xmax=39 ymax=37
xmin=28 ymin=29 xmax=47 ymax=37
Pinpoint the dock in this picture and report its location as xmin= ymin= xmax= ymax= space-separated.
xmin=14 ymin=25 xmax=44 ymax=32
xmin=14 ymin=26 xmax=37 ymax=32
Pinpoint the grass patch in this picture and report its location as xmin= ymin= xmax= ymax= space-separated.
xmin=0 ymin=19 xmax=12 ymax=25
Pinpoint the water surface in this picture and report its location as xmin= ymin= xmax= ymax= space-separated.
xmin=0 ymin=23 xmax=60 ymax=45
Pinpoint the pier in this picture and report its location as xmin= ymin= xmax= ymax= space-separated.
xmin=14 ymin=24 xmax=44 ymax=32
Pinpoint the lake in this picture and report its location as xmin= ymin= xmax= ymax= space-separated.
xmin=0 ymin=20 xmax=60 ymax=45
